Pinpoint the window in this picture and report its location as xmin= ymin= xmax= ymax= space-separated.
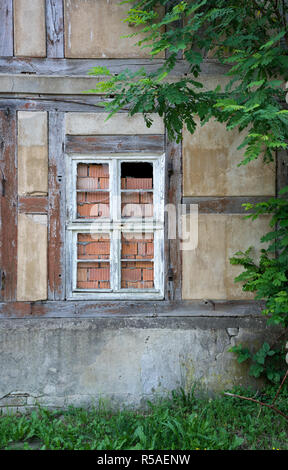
xmin=66 ymin=154 xmax=165 ymax=299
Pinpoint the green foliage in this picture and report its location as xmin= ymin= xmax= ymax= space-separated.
xmin=230 ymin=342 xmax=285 ymax=384
xmin=0 ymin=387 xmax=287 ymax=450
xmin=230 ymin=187 xmax=288 ymax=329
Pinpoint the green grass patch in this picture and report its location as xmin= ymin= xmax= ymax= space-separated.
xmin=0 ymin=386 xmax=287 ymax=450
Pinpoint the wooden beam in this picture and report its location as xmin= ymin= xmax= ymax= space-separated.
xmin=46 ymin=0 xmax=64 ymax=58
xmin=0 ymin=299 xmax=265 ymax=318
xmin=0 ymin=109 xmax=17 ymax=301
xmin=0 ymin=0 xmax=13 ymax=57
xmin=48 ymin=112 xmax=66 ymax=300
xmin=166 ymin=136 xmax=182 ymax=301
xmin=0 ymin=96 xmax=126 ymax=113
xmin=182 ymin=196 xmax=273 ymax=214
xmin=65 ymin=135 xmax=165 ymax=154
xmin=18 ymin=196 xmax=48 ymax=214
xmin=0 ymin=57 xmax=229 ymax=76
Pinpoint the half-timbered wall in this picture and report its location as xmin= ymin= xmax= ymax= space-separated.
xmin=0 ymin=0 xmax=285 ymax=409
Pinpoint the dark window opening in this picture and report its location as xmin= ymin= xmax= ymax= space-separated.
xmin=121 ymin=162 xmax=153 ymax=181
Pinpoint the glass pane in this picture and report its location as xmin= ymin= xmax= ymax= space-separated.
xmin=77 ymin=262 xmax=110 ymax=290
xmin=77 ymin=163 xmax=109 ymax=219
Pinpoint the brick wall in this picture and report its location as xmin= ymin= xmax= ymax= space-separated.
xmin=76 ymin=233 xmax=155 ymax=290
xmin=121 ymin=233 xmax=154 ymax=289
xmin=77 ymin=163 xmax=109 ymax=219
xmin=121 ymin=176 xmax=153 ymax=218
xmin=77 ymin=233 xmax=110 ymax=289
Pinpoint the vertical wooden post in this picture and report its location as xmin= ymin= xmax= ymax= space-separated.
xmin=0 ymin=109 xmax=17 ymax=300
xmin=166 ymin=135 xmax=182 ymax=301
xmin=46 ymin=0 xmax=65 ymax=58
xmin=0 ymin=0 xmax=13 ymax=56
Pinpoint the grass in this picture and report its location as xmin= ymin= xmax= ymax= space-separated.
xmin=0 ymin=386 xmax=287 ymax=450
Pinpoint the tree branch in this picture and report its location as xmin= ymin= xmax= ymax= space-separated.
xmin=224 ymin=389 xmax=288 ymax=422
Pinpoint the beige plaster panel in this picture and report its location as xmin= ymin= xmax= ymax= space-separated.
xmin=17 ymin=214 xmax=48 ymax=301
xmin=182 ymin=213 xmax=271 ymax=300
xmin=14 ymin=0 xmax=46 ymax=57
xmin=17 ymin=112 xmax=48 ymax=196
xmin=183 ymin=118 xmax=275 ymax=197
xmin=64 ymin=0 xmax=164 ymax=59
xmin=0 ymin=75 xmax=105 ymax=95
xmin=65 ymin=112 xmax=164 ymax=135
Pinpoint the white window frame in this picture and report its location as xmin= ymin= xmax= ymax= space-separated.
xmin=66 ymin=153 xmax=165 ymax=300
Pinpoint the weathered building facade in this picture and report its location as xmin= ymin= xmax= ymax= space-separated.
xmin=0 ymin=0 xmax=283 ymax=411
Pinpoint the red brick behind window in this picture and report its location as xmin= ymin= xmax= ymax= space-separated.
xmin=77 ymin=233 xmax=110 ymax=260
xmin=77 ymin=261 xmax=110 ymax=289
xmin=121 ymin=260 xmax=154 ymax=289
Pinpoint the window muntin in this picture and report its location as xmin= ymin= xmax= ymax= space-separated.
xmin=66 ymin=154 xmax=165 ymax=300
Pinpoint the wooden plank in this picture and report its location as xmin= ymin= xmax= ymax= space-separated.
xmin=0 ymin=109 xmax=17 ymax=301
xmin=166 ymin=136 xmax=182 ymax=301
xmin=46 ymin=0 xmax=64 ymax=58
xmin=276 ymin=149 xmax=288 ymax=195
xmin=48 ymin=112 xmax=66 ymax=300
xmin=18 ymin=196 xmax=48 ymax=214
xmin=182 ymin=196 xmax=273 ymax=214
xmin=0 ymin=0 xmax=13 ymax=57
xmin=0 ymin=299 xmax=265 ymax=318
xmin=0 ymin=57 xmax=229 ymax=76
xmin=66 ymin=135 xmax=165 ymax=154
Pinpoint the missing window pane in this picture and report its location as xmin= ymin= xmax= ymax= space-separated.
xmin=121 ymin=162 xmax=153 ymax=219
xmin=121 ymin=162 xmax=153 ymax=188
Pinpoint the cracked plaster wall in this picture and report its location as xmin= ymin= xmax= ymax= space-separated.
xmin=0 ymin=317 xmax=280 ymax=411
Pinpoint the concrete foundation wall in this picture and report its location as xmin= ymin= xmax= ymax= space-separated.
xmin=0 ymin=315 xmax=277 ymax=411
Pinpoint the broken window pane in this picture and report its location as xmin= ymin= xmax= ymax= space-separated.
xmin=121 ymin=162 xmax=153 ymax=219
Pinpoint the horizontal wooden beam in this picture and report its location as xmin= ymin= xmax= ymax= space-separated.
xmin=182 ymin=196 xmax=273 ymax=214
xmin=0 ymin=96 xmax=127 ymax=113
xmin=65 ymin=135 xmax=165 ymax=154
xmin=0 ymin=57 xmax=229 ymax=76
xmin=0 ymin=299 xmax=265 ymax=318
xmin=18 ymin=196 xmax=48 ymax=214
